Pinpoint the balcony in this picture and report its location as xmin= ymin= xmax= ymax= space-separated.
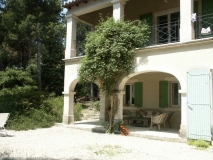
xmin=149 ymin=19 xmax=180 ymax=46
xmin=194 ymin=11 xmax=213 ymax=39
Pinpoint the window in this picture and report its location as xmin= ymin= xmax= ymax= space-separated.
xmin=159 ymin=80 xmax=181 ymax=108
xmin=125 ymin=84 xmax=134 ymax=106
xmin=154 ymin=9 xmax=180 ymax=44
xmin=171 ymin=82 xmax=181 ymax=107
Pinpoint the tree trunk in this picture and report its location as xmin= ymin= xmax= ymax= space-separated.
xmin=90 ymin=82 xmax=94 ymax=101
xmin=37 ymin=40 xmax=42 ymax=91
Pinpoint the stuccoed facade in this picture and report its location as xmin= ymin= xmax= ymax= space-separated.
xmin=62 ymin=0 xmax=213 ymax=140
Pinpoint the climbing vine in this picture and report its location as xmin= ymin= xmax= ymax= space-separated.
xmin=78 ymin=17 xmax=150 ymax=133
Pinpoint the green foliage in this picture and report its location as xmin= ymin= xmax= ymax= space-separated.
xmin=0 ymin=68 xmax=40 ymax=113
xmin=74 ymin=103 xmax=83 ymax=121
xmin=0 ymin=68 xmax=63 ymax=130
xmin=41 ymin=95 xmax=63 ymax=122
xmin=78 ymin=17 xmax=150 ymax=95
xmin=0 ymin=0 xmax=66 ymax=130
xmin=5 ymin=95 xmax=63 ymax=130
xmin=187 ymin=139 xmax=210 ymax=150
xmin=0 ymin=0 xmax=65 ymax=94
xmin=74 ymin=82 xmax=99 ymax=101
xmin=7 ymin=109 xmax=55 ymax=130
xmin=92 ymin=101 xmax=100 ymax=112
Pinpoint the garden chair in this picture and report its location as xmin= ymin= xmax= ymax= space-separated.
xmin=164 ymin=111 xmax=175 ymax=129
xmin=0 ymin=113 xmax=10 ymax=136
xmin=123 ymin=109 xmax=133 ymax=124
xmin=149 ymin=113 xmax=168 ymax=131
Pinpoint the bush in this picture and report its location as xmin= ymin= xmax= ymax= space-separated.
xmin=187 ymin=139 xmax=210 ymax=150
xmin=41 ymin=95 xmax=63 ymax=122
xmin=6 ymin=95 xmax=63 ymax=130
xmin=74 ymin=103 xmax=83 ymax=121
xmin=0 ymin=68 xmax=64 ymax=130
xmin=7 ymin=109 xmax=55 ymax=130
xmin=92 ymin=101 xmax=100 ymax=112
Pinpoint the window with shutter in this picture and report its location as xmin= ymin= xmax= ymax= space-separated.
xmin=134 ymin=82 xmax=143 ymax=107
xmin=159 ymin=81 xmax=168 ymax=108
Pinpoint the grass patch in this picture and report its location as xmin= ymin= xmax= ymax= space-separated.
xmin=187 ymin=139 xmax=210 ymax=150
xmin=0 ymin=148 xmax=12 ymax=157
xmin=87 ymin=144 xmax=131 ymax=157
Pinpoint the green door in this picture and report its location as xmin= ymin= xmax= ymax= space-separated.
xmin=134 ymin=82 xmax=143 ymax=107
xmin=159 ymin=81 xmax=168 ymax=108
xmin=187 ymin=69 xmax=212 ymax=141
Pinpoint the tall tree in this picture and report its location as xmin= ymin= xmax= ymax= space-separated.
xmin=78 ymin=17 xmax=150 ymax=133
xmin=0 ymin=0 xmax=66 ymax=94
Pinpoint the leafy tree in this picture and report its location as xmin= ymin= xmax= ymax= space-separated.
xmin=78 ymin=17 xmax=150 ymax=133
xmin=0 ymin=68 xmax=39 ymax=113
xmin=0 ymin=0 xmax=66 ymax=94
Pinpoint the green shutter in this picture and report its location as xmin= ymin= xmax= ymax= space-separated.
xmin=159 ymin=81 xmax=168 ymax=108
xmin=134 ymin=82 xmax=143 ymax=107
xmin=194 ymin=1 xmax=199 ymax=38
xmin=140 ymin=13 xmax=153 ymax=46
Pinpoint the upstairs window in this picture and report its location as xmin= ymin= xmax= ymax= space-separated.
xmin=153 ymin=9 xmax=180 ymax=44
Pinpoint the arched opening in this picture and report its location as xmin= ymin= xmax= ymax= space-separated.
xmin=120 ymin=71 xmax=183 ymax=130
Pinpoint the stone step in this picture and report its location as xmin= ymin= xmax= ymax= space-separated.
xmin=90 ymin=114 xmax=100 ymax=119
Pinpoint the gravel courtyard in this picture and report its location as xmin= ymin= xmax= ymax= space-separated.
xmin=1 ymin=126 xmax=213 ymax=160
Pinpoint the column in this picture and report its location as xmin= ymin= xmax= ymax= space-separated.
xmin=99 ymin=92 xmax=108 ymax=121
xmin=111 ymin=0 xmax=126 ymax=21
xmin=179 ymin=92 xmax=187 ymax=138
xmin=63 ymin=92 xmax=76 ymax=124
xmin=65 ymin=15 xmax=77 ymax=59
xmin=114 ymin=91 xmax=125 ymax=121
xmin=180 ymin=0 xmax=194 ymax=42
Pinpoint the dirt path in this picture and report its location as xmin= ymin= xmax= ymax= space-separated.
xmin=1 ymin=126 xmax=213 ymax=160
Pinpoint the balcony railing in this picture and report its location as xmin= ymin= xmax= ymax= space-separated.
xmin=194 ymin=11 xmax=213 ymax=39
xmin=148 ymin=20 xmax=180 ymax=46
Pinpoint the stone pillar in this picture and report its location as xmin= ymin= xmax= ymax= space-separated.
xmin=63 ymin=92 xmax=75 ymax=124
xmin=180 ymin=0 xmax=194 ymax=42
xmin=114 ymin=91 xmax=125 ymax=121
xmin=179 ymin=92 xmax=187 ymax=138
xmin=99 ymin=92 xmax=108 ymax=121
xmin=65 ymin=15 xmax=77 ymax=59
xmin=111 ymin=0 xmax=125 ymax=21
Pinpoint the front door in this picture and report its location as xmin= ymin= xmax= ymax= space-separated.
xmin=187 ymin=69 xmax=212 ymax=141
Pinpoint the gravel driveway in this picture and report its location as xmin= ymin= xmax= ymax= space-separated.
xmin=0 ymin=126 xmax=213 ymax=160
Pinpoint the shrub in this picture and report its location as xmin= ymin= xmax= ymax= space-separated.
xmin=92 ymin=101 xmax=100 ymax=112
xmin=187 ymin=139 xmax=210 ymax=150
xmin=7 ymin=109 xmax=55 ymax=130
xmin=6 ymin=95 xmax=63 ymax=131
xmin=74 ymin=103 xmax=83 ymax=121
xmin=41 ymin=95 xmax=63 ymax=122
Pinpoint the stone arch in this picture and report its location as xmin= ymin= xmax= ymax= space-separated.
xmin=69 ymin=78 xmax=101 ymax=92
xmin=118 ymin=65 xmax=186 ymax=92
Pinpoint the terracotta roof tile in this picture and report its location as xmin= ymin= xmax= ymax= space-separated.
xmin=62 ymin=0 xmax=93 ymax=9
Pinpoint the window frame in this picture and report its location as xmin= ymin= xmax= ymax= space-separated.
xmin=153 ymin=7 xmax=180 ymax=44
xmin=170 ymin=81 xmax=181 ymax=107
xmin=124 ymin=83 xmax=135 ymax=106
